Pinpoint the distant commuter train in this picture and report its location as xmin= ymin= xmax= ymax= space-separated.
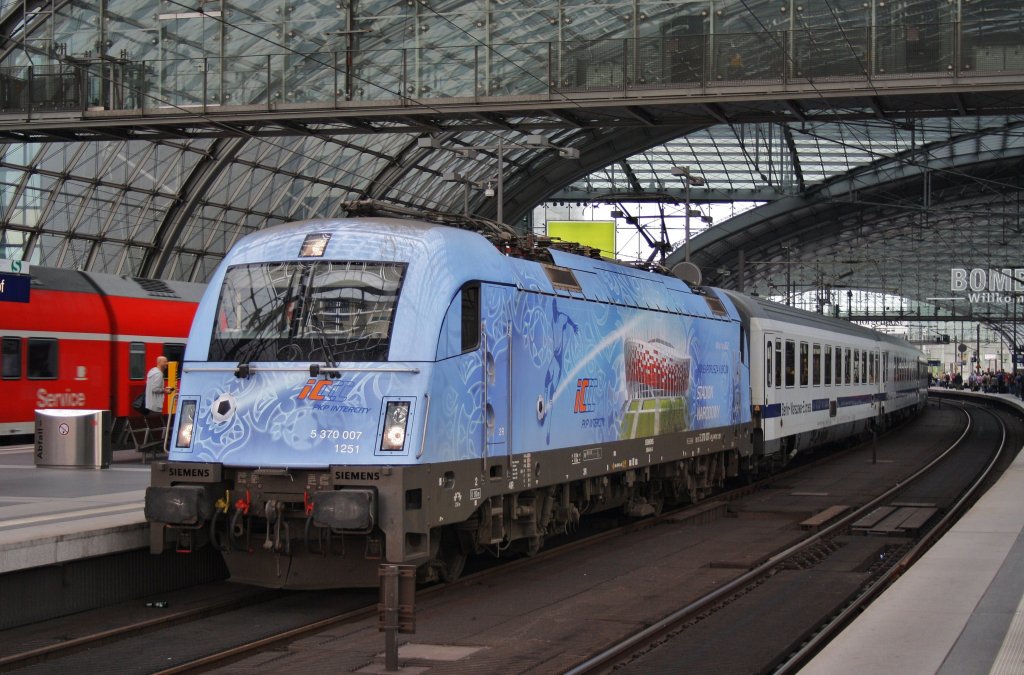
xmin=1 ymin=267 xmax=204 ymax=439
xmin=144 ymin=213 xmax=927 ymax=589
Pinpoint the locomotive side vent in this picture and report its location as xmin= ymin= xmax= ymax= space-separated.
xmin=132 ymin=277 xmax=180 ymax=298
xmin=543 ymin=264 xmax=582 ymax=292
xmin=703 ymin=294 xmax=728 ymax=317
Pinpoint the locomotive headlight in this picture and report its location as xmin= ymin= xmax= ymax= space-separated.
xmin=381 ymin=401 xmax=410 ymax=451
xmin=176 ymin=400 xmax=197 ymax=448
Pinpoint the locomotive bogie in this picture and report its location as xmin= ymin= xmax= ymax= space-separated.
xmin=150 ymin=419 xmax=748 ymax=587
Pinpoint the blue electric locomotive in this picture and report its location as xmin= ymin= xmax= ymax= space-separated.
xmin=144 ymin=209 xmax=922 ymax=589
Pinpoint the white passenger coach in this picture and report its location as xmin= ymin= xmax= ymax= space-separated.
xmin=722 ymin=291 xmax=928 ymax=463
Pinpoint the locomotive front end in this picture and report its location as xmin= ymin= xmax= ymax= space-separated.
xmin=145 ymin=221 xmax=456 ymax=588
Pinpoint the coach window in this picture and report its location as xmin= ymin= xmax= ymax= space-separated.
xmin=2 ymin=337 xmax=20 ymax=379
xmin=854 ymin=350 xmax=861 ymax=384
xmin=766 ymin=340 xmax=773 ymax=388
xmin=812 ymin=344 xmax=821 ymax=386
xmin=883 ymin=352 xmax=889 ymax=381
xmin=869 ymin=352 xmax=875 ymax=384
xmin=799 ymin=342 xmax=809 ymax=386
xmin=875 ymin=354 xmax=880 ymax=384
xmin=824 ymin=345 xmax=832 ymax=386
xmin=27 ymin=338 xmax=57 ymax=379
xmin=844 ymin=348 xmax=852 ymax=385
xmin=129 ymin=342 xmax=146 ymax=379
xmin=785 ymin=340 xmax=795 ymax=387
xmin=836 ymin=346 xmax=843 ymax=385
xmin=774 ymin=340 xmax=782 ymax=389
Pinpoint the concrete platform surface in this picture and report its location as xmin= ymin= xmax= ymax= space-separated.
xmin=0 ymin=445 xmax=151 ymax=573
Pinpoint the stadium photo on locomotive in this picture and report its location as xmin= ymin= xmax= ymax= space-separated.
xmin=1 ymin=267 xmax=203 ymax=444
xmin=144 ymin=205 xmax=928 ymax=589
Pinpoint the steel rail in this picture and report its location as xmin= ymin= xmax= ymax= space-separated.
xmin=773 ymin=400 xmax=1011 ymax=674
xmin=565 ymin=403 xmax=978 ymax=675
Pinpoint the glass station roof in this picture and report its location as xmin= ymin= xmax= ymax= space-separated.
xmin=0 ymin=0 xmax=1021 ymax=340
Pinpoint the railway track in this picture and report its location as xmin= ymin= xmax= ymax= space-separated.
xmin=0 ymin=441 xmax=845 ymax=673
xmin=2 ymin=398 xmax=1010 ymax=674
xmin=566 ymin=396 xmax=1016 ymax=674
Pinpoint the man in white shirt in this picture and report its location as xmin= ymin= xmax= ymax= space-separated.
xmin=144 ymin=355 xmax=171 ymax=415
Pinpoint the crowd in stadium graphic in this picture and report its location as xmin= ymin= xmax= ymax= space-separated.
xmin=624 ymin=338 xmax=690 ymax=399
xmin=621 ymin=337 xmax=691 ymax=438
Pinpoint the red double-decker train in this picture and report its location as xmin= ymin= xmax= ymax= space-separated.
xmin=1 ymin=266 xmax=204 ymax=440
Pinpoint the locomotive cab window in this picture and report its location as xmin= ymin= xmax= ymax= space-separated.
xmin=2 ymin=337 xmax=21 ymax=379
xmin=210 ymin=261 xmax=406 ymax=363
xmin=460 ymin=283 xmax=480 ymax=353
xmin=437 ymin=283 xmax=480 ymax=360
xmin=27 ymin=338 xmax=57 ymax=379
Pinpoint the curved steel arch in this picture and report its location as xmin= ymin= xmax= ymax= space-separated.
xmin=674 ymin=119 xmax=1024 ymax=321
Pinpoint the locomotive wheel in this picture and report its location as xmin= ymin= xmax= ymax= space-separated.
xmin=438 ymin=528 xmax=468 ymax=582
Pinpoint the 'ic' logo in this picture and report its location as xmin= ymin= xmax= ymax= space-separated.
xmin=574 ymin=377 xmax=595 ymax=413
xmin=298 ymin=378 xmax=332 ymax=401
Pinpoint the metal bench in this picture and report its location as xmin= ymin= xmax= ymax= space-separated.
xmin=119 ymin=414 xmax=169 ymax=462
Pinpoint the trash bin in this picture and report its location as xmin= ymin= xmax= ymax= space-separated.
xmin=34 ymin=409 xmax=111 ymax=469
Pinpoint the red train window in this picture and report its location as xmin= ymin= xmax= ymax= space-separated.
xmin=2 ymin=337 xmax=20 ymax=379
xmin=129 ymin=342 xmax=146 ymax=379
xmin=27 ymin=338 xmax=57 ymax=380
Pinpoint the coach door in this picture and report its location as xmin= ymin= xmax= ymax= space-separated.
xmin=480 ymin=284 xmax=514 ymax=475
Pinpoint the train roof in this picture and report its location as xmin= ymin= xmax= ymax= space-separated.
xmin=719 ymin=289 xmax=923 ymax=353
xmin=29 ymin=266 xmax=205 ymax=303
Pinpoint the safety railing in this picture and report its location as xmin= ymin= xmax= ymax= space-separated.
xmin=1 ymin=21 xmax=1021 ymax=116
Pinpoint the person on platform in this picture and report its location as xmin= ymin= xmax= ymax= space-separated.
xmin=143 ymin=355 xmax=173 ymax=416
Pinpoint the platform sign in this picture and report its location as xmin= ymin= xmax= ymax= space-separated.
xmin=0 ymin=272 xmax=29 ymax=303
xmin=0 ymin=260 xmax=29 ymax=275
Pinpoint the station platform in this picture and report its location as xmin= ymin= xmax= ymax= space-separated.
xmin=803 ymin=390 xmax=1024 ymax=675
xmin=0 ymin=445 xmax=153 ymax=575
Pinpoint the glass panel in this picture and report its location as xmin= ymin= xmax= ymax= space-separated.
xmin=210 ymin=260 xmax=407 ymax=363
xmin=785 ymin=340 xmax=795 ymax=387
xmin=799 ymin=341 xmax=808 ymax=387
xmin=812 ymin=343 xmax=821 ymax=386
xmin=27 ymin=337 xmax=57 ymax=379
xmin=774 ymin=340 xmax=782 ymax=389
xmin=129 ymin=341 xmax=146 ymax=379
xmin=2 ymin=337 xmax=21 ymax=379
